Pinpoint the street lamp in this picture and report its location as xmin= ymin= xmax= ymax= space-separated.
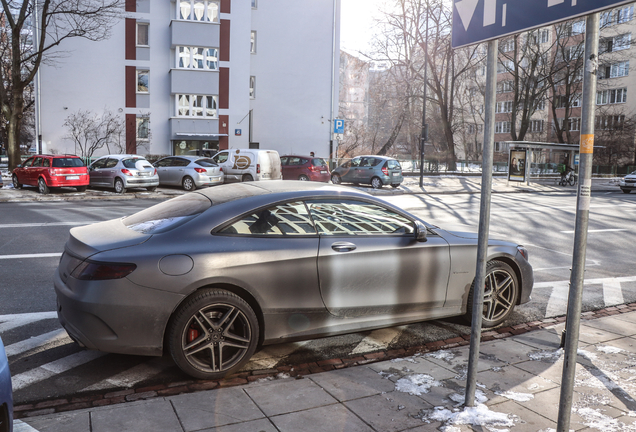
xmin=419 ymin=1 xmax=429 ymax=188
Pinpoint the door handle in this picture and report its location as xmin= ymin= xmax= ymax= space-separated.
xmin=331 ymin=242 xmax=356 ymax=252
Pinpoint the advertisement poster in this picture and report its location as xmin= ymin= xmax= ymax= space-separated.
xmin=508 ymin=150 xmax=526 ymax=182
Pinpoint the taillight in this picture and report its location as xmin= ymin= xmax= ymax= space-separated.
xmin=382 ymin=166 xmax=389 ymax=176
xmin=153 ymin=168 xmax=157 ymax=175
xmin=70 ymin=260 xmax=137 ymax=280
xmin=220 ymin=167 xmax=223 ymax=172
xmin=257 ymin=164 xmax=260 ymax=174
xmin=121 ymin=169 xmax=133 ymax=176
xmin=194 ymin=168 xmax=206 ymax=173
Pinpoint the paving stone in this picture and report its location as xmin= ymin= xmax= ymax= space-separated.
xmin=476 ymin=364 xmax=559 ymax=405
xmin=613 ymin=311 xmax=636 ymax=325
xmin=308 ymin=365 xmax=395 ymax=402
xmin=344 ymin=391 xmax=433 ymax=432
xmin=91 ymin=400 xmax=182 ymax=432
xmin=479 ymin=338 xmax=550 ymax=365
xmin=170 ymin=387 xmax=264 ymax=432
xmin=577 ymin=324 xmax=626 ymax=345
xmin=584 ymin=316 xmax=636 ymax=337
xmin=198 ymin=418 xmax=279 ymax=432
xmin=243 ymin=376 xmax=338 ymax=417
xmin=486 ymin=399 xmax=557 ymax=431
xmin=271 ymin=404 xmax=374 ymax=432
xmin=512 ymin=328 xmax=564 ymax=351
xmin=18 ymin=412 xmax=90 ymax=432
xmin=368 ymin=356 xmax=456 ymax=382
xmin=418 ymin=346 xmax=507 ymax=378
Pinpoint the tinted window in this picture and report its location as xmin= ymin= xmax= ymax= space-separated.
xmin=312 ymin=158 xmax=327 ymax=167
xmin=123 ymin=194 xmax=211 ymax=234
xmin=43 ymin=158 xmax=51 ymax=167
xmin=22 ymin=157 xmax=35 ymax=167
xmin=219 ymin=202 xmax=316 ymax=235
xmin=306 ymin=200 xmax=414 ymax=235
xmin=350 ymin=158 xmax=361 ymax=167
xmin=154 ymin=158 xmax=173 ymax=167
xmin=91 ymin=158 xmax=107 ymax=169
xmin=105 ymin=158 xmax=119 ymax=168
xmin=280 ymin=156 xmax=289 ymax=165
xmin=387 ymin=160 xmax=401 ymax=170
xmin=122 ymin=158 xmax=144 ymax=168
xmin=32 ymin=157 xmax=43 ymax=167
xmin=52 ymin=157 xmax=84 ymax=168
xmin=195 ymin=158 xmax=218 ymax=167
xmin=173 ymin=158 xmax=190 ymax=167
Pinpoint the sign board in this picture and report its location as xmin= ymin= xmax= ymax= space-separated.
xmin=508 ymin=149 xmax=526 ymax=182
xmin=334 ymin=119 xmax=345 ymax=134
xmin=452 ymin=0 xmax=633 ymax=48
xmin=235 ymin=129 xmax=242 ymax=136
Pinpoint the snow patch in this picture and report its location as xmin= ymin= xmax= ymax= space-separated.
xmin=528 ymin=348 xmax=563 ymax=362
xmin=425 ymin=349 xmax=456 ymax=362
xmin=577 ymin=407 xmax=636 ymax=431
xmin=597 ymin=345 xmax=625 ymax=354
xmin=494 ymin=391 xmax=534 ymax=402
xmin=427 ymin=403 xmax=517 ymax=428
xmin=449 ymin=390 xmax=488 ymax=405
xmin=395 ymin=374 xmax=442 ymax=395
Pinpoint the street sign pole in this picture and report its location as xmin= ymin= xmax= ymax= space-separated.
xmin=556 ymin=12 xmax=599 ymax=432
xmin=419 ymin=1 xmax=429 ymax=189
xmin=465 ymin=37 xmax=497 ymax=408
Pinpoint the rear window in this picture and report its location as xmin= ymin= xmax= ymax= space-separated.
xmin=311 ymin=158 xmax=327 ymax=167
xmin=122 ymin=158 xmax=145 ymax=168
xmin=123 ymin=194 xmax=211 ymax=234
xmin=52 ymin=157 xmax=85 ymax=168
xmin=195 ymin=158 xmax=218 ymax=167
xmin=387 ymin=160 xmax=401 ymax=170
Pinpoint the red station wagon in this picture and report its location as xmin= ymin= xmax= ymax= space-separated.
xmin=280 ymin=155 xmax=331 ymax=182
xmin=12 ymin=154 xmax=89 ymax=194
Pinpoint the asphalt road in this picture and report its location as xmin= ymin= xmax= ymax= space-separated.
xmin=1 ymin=190 xmax=635 ymax=405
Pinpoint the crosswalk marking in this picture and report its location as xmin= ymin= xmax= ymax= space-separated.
xmin=5 ymin=329 xmax=68 ymax=357
xmin=542 ymin=281 xmax=571 ymax=318
xmin=603 ymin=279 xmax=624 ymax=306
xmin=249 ymin=341 xmax=310 ymax=369
xmin=350 ymin=326 xmax=406 ymax=355
xmin=0 ymin=312 xmax=58 ymax=333
xmin=82 ymin=358 xmax=171 ymax=392
xmin=0 ymin=253 xmax=62 ymax=260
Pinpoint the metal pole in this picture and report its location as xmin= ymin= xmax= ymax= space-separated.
xmin=556 ymin=12 xmax=599 ymax=432
xmin=465 ymin=38 xmax=497 ymax=407
xmin=419 ymin=1 xmax=429 ymax=188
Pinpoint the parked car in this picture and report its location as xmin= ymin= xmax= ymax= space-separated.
xmin=0 ymin=337 xmax=12 ymax=432
xmin=154 ymin=156 xmax=223 ymax=191
xmin=619 ymin=171 xmax=636 ymax=193
xmin=88 ymin=155 xmax=159 ymax=194
xmin=11 ymin=154 xmax=89 ymax=194
xmin=211 ymin=149 xmax=282 ymax=182
xmin=55 ymin=181 xmax=533 ymax=381
xmin=331 ymin=155 xmax=403 ymax=189
xmin=280 ymin=155 xmax=330 ymax=182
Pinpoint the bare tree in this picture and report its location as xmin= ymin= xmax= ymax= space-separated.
xmin=63 ymin=108 xmax=124 ymax=159
xmin=1 ymin=0 xmax=123 ymax=171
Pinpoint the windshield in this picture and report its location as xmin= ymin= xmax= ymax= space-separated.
xmin=123 ymin=194 xmax=211 ymax=234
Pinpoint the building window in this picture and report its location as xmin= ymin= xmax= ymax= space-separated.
xmin=568 ymin=117 xmax=581 ymax=131
xmin=497 ymin=80 xmax=514 ymax=93
xmin=617 ymin=5 xmax=634 ymax=23
xmin=599 ymin=61 xmax=629 ymax=79
xmin=495 ymin=121 xmax=511 ymax=133
xmin=530 ymin=120 xmax=544 ymax=132
xmin=176 ymin=94 xmax=218 ymax=118
xmin=178 ymin=0 xmax=220 ymax=23
xmin=251 ymin=0 xmax=257 ymax=8
xmin=601 ymin=33 xmax=632 ymax=53
xmin=467 ymin=124 xmax=483 ymax=134
xmin=500 ymin=39 xmax=514 ymax=53
xmin=536 ymin=99 xmax=546 ymax=110
xmin=250 ymin=76 xmax=256 ymax=99
xmin=176 ymin=47 xmax=219 ymax=70
xmin=250 ymin=31 xmax=257 ymax=54
xmin=137 ymin=70 xmax=149 ymax=93
xmin=497 ymin=59 xmax=514 ymax=74
xmin=496 ymin=101 xmax=513 ymax=113
xmin=137 ymin=117 xmax=149 ymax=140
xmin=596 ymin=114 xmax=625 ymax=130
xmin=494 ymin=142 xmax=509 ymax=152
xmin=137 ymin=22 xmax=149 ymax=46
xmin=596 ymin=88 xmax=627 ymax=105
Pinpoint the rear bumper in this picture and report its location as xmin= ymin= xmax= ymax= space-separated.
xmin=381 ymin=174 xmax=403 ymax=185
xmin=54 ymin=268 xmax=183 ymax=356
xmin=194 ymin=174 xmax=224 ymax=187
xmin=309 ymin=172 xmax=331 ymax=182
xmin=123 ymin=178 xmax=160 ymax=188
xmin=47 ymin=174 xmax=90 ymax=188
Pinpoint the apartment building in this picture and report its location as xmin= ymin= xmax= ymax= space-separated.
xmin=36 ymin=0 xmax=341 ymax=158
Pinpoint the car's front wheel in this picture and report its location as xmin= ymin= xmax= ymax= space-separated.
xmin=12 ymin=174 xmax=22 ymax=189
xmin=298 ymin=175 xmax=309 ymax=181
xmin=168 ymin=289 xmax=259 ymax=380
xmin=114 ymin=178 xmax=126 ymax=194
xmin=622 ymin=189 xmax=631 ymax=194
xmin=182 ymin=176 xmax=196 ymax=191
xmin=465 ymin=260 xmax=519 ymax=328
xmin=38 ymin=177 xmax=50 ymax=194
xmin=331 ymin=174 xmax=341 ymax=184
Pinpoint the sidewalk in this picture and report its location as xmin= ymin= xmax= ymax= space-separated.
xmin=14 ymin=307 xmax=636 ymax=431
xmin=0 ymin=174 xmax=622 ymax=202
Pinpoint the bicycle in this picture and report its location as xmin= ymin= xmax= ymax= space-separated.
xmin=559 ymin=169 xmax=576 ymax=186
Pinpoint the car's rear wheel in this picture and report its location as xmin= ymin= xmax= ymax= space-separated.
xmin=298 ymin=175 xmax=309 ymax=181
xmin=168 ymin=289 xmax=259 ymax=380
xmin=242 ymin=174 xmax=254 ymax=182
xmin=12 ymin=174 xmax=22 ymax=189
xmin=391 ymin=184 xmax=400 ymax=189
xmin=146 ymin=186 xmax=157 ymax=192
xmin=331 ymin=174 xmax=341 ymax=184
xmin=38 ymin=177 xmax=50 ymax=194
xmin=182 ymin=176 xmax=196 ymax=191
xmin=622 ymin=189 xmax=631 ymax=194
xmin=76 ymin=186 xmax=87 ymax=192
xmin=114 ymin=178 xmax=126 ymax=194
xmin=465 ymin=260 xmax=519 ymax=328
xmin=371 ymin=177 xmax=383 ymax=189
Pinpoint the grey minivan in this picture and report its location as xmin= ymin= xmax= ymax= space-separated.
xmin=89 ymin=154 xmax=159 ymax=194
xmin=331 ymin=155 xmax=403 ymax=189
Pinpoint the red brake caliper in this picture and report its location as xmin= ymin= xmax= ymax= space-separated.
xmin=188 ymin=327 xmax=199 ymax=342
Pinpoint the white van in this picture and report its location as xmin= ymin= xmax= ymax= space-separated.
xmin=211 ymin=149 xmax=282 ymax=182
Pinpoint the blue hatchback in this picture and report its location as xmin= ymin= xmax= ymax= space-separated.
xmin=0 ymin=337 xmax=12 ymax=432
xmin=331 ymin=155 xmax=403 ymax=189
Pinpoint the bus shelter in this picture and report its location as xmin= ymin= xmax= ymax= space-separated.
xmin=505 ymin=141 xmax=580 ymax=186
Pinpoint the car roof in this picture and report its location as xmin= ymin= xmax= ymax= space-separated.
xmin=31 ymin=154 xmax=81 ymax=158
xmin=96 ymin=154 xmax=147 ymax=160
xmin=280 ymin=155 xmax=316 ymax=158
xmin=354 ymin=155 xmax=396 ymax=160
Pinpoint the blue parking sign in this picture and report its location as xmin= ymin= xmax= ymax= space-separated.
xmin=334 ymin=119 xmax=344 ymax=134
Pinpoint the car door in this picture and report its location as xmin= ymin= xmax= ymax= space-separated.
xmin=154 ymin=157 xmax=174 ymax=185
xmin=18 ymin=157 xmax=35 ymax=185
xmin=342 ymin=157 xmax=360 ymax=183
xmin=89 ymin=158 xmax=108 ymax=186
xmin=28 ymin=157 xmax=44 ymax=186
xmin=307 ymin=199 xmax=451 ymax=317
xmin=357 ymin=157 xmax=376 ymax=183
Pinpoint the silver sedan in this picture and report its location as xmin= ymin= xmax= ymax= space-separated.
xmin=154 ymin=156 xmax=223 ymax=191
xmin=54 ymin=182 xmax=533 ymax=380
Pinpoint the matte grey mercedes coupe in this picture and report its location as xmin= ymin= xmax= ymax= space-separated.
xmin=54 ymin=181 xmax=533 ymax=379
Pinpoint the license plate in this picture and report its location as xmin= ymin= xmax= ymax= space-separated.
xmin=320 ymin=170 xmax=327 ymax=173
xmin=139 ymin=172 xmax=150 ymax=176
xmin=263 ymin=173 xmax=270 ymax=178
xmin=66 ymin=175 xmax=79 ymax=180
xmin=392 ymin=172 xmax=399 ymax=177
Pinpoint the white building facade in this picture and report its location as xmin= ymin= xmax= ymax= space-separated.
xmin=37 ymin=0 xmax=341 ymax=159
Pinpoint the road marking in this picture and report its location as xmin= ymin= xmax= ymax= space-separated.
xmin=0 ymin=312 xmax=58 ymax=333
xmin=541 ymin=281 xmax=571 ymax=318
xmin=350 ymin=326 xmax=405 ymax=355
xmin=248 ymin=341 xmax=310 ymax=369
xmin=0 ymin=253 xmax=62 ymax=260
xmin=603 ymin=278 xmax=625 ymax=306
xmin=82 ymin=358 xmax=171 ymax=392
xmin=5 ymin=329 xmax=69 ymax=357
xmin=14 ymin=420 xmax=41 ymax=432
xmin=560 ymin=229 xmax=629 ymax=234
xmin=0 ymin=222 xmax=91 ymax=229
xmin=12 ymin=350 xmax=106 ymax=391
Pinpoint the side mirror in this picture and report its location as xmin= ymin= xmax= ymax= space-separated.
xmin=414 ymin=220 xmax=428 ymax=242
xmin=17 ymin=164 xmax=22 ymax=168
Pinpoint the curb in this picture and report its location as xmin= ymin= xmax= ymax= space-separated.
xmin=13 ymin=302 xmax=636 ymax=419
